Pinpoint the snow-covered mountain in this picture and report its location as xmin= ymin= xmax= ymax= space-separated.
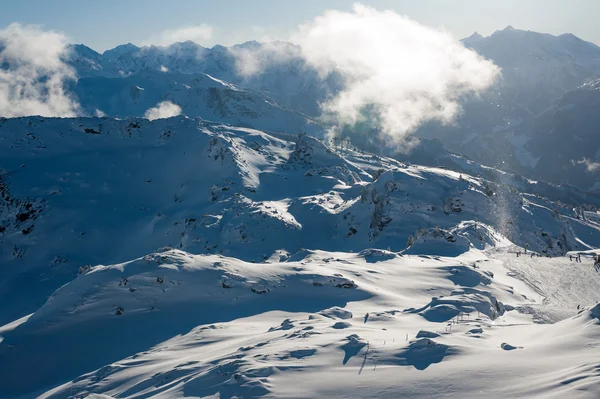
xmin=3 ymin=26 xmax=600 ymax=398
xmin=68 ymin=41 xmax=336 ymax=117
xmin=417 ymin=27 xmax=600 ymax=181
xmin=1 ymin=116 xmax=600 ymax=397
xmin=513 ymin=78 xmax=600 ymax=190
xmin=467 ymin=26 xmax=600 ymax=112
xmin=67 ymin=31 xmax=600 ymax=194
xmin=72 ymin=70 xmax=321 ymax=135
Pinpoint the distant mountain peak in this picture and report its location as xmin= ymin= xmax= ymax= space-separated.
xmin=169 ymin=40 xmax=203 ymax=48
xmin=118 ymin=42 xmax=139 ymax=50
xmin=103 ymin=42 xmax=139 ymax=57
xmin=503 ymin=25 xmax=515 ymax=31
xmin=232 ymin=40 xmax=262 ymax=49
xmin=461 ymin=31 xmax=485 ymax=45
xmin=69 ymin=43 xmax=102 ymax=58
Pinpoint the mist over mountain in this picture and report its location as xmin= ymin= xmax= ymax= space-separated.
xmin=63 ymin=27 xmax=600 ymax=193
xmin=410 ymin=27 xmax=600 ymax=189
xmin=2 ymin=12 xmax=600 ymax=398
xmin=68 ymin=40 xmax=337 ymax=117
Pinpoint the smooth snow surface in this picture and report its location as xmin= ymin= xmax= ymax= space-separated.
xmin=1 ymin=116 xmax=600 ymax=398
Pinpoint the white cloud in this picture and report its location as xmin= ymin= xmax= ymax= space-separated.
xmin=159 ymin=65 xmax=169 ymax=72
xmin=232 ymin=3 xmax=500 ymax=147
xmin=296 ymin=4 xmax=499 ymax=146
xmin=146 ymin=25 xmax=213 ymax=46
xmin=577 ymin=158 xmax=600 ymax=172
xmin=0 ymin=23 xmax=80 ymax=117
xmin=229 ymin=41 xmax=302 ymax=77
xmin=144 ymin=101 xmax=182 ymax=120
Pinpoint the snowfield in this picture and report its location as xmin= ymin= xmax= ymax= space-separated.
xmin=1 ymin=116 xmax=600 ymax=398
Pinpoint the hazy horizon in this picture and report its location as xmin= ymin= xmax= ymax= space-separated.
xmin=2 ymin=0 xmax=600 ymax=52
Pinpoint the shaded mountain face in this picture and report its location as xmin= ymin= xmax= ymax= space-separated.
xmin=470 ymin=27 xmax=600 ymax=108
xmin=463 ymin=26 xmax=600 ymax=120
xmin=520 ymin=79 xmax=600 ymax=189
xmin=450 ymin=76 xmax=600 ymax=191
xmin=415 ymin=27 xmax=600 ymax=190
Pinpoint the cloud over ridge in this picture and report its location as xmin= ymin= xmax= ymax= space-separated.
xmin=144 ymin=101 xmax=182 ymax=120
xmin=298 ymin=4 xmax=499 ymax=145
xmin=232 ymin=3 xmax=500 ymax=147
xmin=0 ymin=23 xmax=80 ymax=117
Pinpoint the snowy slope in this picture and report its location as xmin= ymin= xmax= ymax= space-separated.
xmin=2 ymin=248 xmax=600 ymax=398
xmin=1 ymin=117 xmax=600 ymax=398
xmin=72 ymin=70 xmax=322 ymax=135
xmin=1 ymin=116 xmax=598 ymax=321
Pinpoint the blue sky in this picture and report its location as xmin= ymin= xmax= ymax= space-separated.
xmin=1 ymin=0 xmax=599 ymax=52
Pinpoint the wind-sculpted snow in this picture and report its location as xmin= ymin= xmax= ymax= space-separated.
xmin=2 ymin=248 xmax=600 ymax=398
xmin=1 ymin=116 xmax=600 ymax=398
